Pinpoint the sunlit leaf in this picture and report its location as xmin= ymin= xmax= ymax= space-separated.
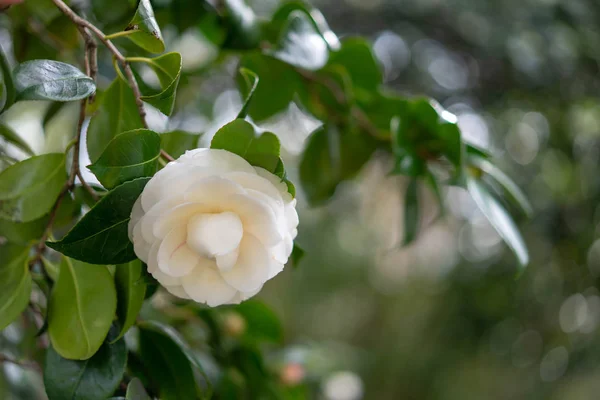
xmin=138 ymin=52 xmax=182 ymax=116
xmin=0 ymin=244 xmax=31 ymax=330
xmin=48 ymin=257 xmax=117 ymax=360
xmin=123 ymin=0 xmax=165 ymax=53
xmin=237 ymin=67 xmax=258 ymax=119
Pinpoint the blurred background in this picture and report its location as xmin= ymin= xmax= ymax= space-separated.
xmin=3 ymin=0 xmax=600 ymax=399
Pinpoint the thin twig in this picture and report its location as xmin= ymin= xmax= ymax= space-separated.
xmin=76 ymin=170 xmax=99 ymax=200
xmin=160 ymin=149 xmax=175 ymax=162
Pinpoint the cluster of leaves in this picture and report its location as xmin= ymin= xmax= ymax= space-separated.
xmin=0 ymin=0 xmax=531 ymax=398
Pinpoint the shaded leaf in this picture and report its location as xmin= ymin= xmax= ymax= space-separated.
xmin=88 ymin=129 xmax=160 ymax=189
xmin=114 ymin=259 xmax=146 ymax=342
xmin=139 ymin=52 xmax=182 ymax=116
xmin=0 ymin=244 xmax=31 ymax=330
xmin=222 ymin=0 xmax=260 ymax=49
xmin=0 ymin=44 xmax=15 ymax=112
xmin=233 ymin=300 xmax=283 ymax=343
xmin=124 ymin=0 xmax=165 ymax=53
xmin=328 ymin=38 xmax=382 ymax=92
xmin=0 ymin=153 xmax=67 ymax=222
xmin=48 ymin=257 xmax=117 ymax=360
xmin=290 ymin=243 xmax=304 ymax=268
xmin=126 ymin=378 xmax=151 ymax=400
xmin=237 ymin=67 xmax=258 ymax=119
xmin=44 ymin=326 xmax=127 ymax=400
xmin=47 ymin=178 xmax=149 ymax=265
xmin=0 ymin=216 xmax=46 ymax=245
xmin=13 ymin=60 xmax=95 ymax=101
xmin=87 ymin=78 xmax=144 ymax=163
xmin=466 ymin=176 xmax=528 ymax=267
xmin=159 ymin=130 xmax=200 ymax=158
xmin=403 ymin=178 xmax=420 ymax=245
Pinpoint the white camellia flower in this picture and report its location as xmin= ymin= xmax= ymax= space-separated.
xmin=128 ymin=148 xmax=299 ymax=306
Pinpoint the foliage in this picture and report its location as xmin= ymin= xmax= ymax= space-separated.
xmin=0 ymin=0 xmax=534 ymax=399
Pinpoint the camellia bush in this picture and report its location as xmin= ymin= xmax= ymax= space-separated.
xmin=0 ymin=0 xmax=533 ymax=399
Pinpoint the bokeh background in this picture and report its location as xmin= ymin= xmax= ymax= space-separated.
xmin=2 ymin=0 xmax=600 ymax=399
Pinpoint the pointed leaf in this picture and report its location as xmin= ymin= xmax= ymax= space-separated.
xmin=139 ymin=52 xmax=182 ymax=116
xmin=124 ymin=0 xmax=165 ymax=53
xmin=44 ymin=326 xmax=127 ymax=400
xmin=0 ymin=244 xmax=32 ymax=330
xmin=403 ymin=178 xmax=420 ymax=245
xmin=48 ymin=257 xmax=117 ymax=360
xmin=467 ymin=176 xmax=529 ymax=267
xmin=0 ymin=153 xmax=67 ymax=222
xmin=13 ymin=60 xmax=95 ymax=101
xmin=236 ymin=67 xmax=258 ymax=119
xmin=114 ymin=259 xmax=146 ymax=342
xmin=87 ymin=78 xmax=144 ymax=163
xmin=126 ymin=378 xmax=151 ymax=400
xmin=271 ymin=10 xmax=329 ymax=70
xmin=47 ymin=178 xmax=149 ymax=265
xmin=88 ymin=129 xmax=160 ymax=189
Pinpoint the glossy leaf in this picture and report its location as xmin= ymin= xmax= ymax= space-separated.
xmin=138 ymin=321 xmax=199 ymax=400
xmin=237 ymin=53 xmax=303 ymax=121
xmin=47 ymin=178 xmax=150 ymax=265
xmin=0 ymin=244 xmax=31 ymax=330
xmin=13 ymin=60 xmax=95 ymax=101
xmin=126 ymin=378 xmax=151 ymax=400
xmin=114 ymin=259 xmax=146 ymax=342
xmin=87 ymin=78 xmax=144 ymax=163
xmin=403 ymin=178 xmax=420 ymax=245
xmin=0 ymin=153 xmax=67 ymax=222
xmin=0 ymin=121 xmax=34 ymax=156
xmin=0 ymin=44 xmax=15 ymax=112
xmin=48 ymin=257 xmax=117 ymax=360
xmin=234 ymin=300 xmax=284 ymax=343
xmin=139 ymin=52 xmax=182 ymax=116
xmin=467 ymin=176 xmax=529 ymax=267
xmin=160 ymin=130 xmax=200 ymax=158
xmin=44 ymin=326 xmax=127 ymax=400
xmin=222 ymin=0 xmax=260 ymax=49
xmin=88 ymin=129 xmax=161 ymax=189
xmin=123 ymin=0 xmax=165 ymax=53
xmin=271 ymin=10 xmax=329 ymax=70
xmin=237 ymin=67 xmax=258 ymax=119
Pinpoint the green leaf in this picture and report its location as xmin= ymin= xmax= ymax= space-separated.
xmin=13 ymin=60 xmax=95 ymax=101
xmin=123 ymin=0 xmax=165 ymax=54
xmin=138 ymin=52 xmax=182 ymax=116
xmin=114 ymin=260 xmax=146 ymax=342
xmin=271 ymin=10 xmax=329 ymax=70
xmin=290 ymin=243 xmax=304 ymax=268
xmin=44 ymin=326 xmax=127 ymax=400
xmin=0 ymin=216 xmax=46 ymax=245
xmin=233 ymin=300 xmax=283 ymax=343
xmin=222 ymin=0 xmax=260 ymax=49
xmin=237 ymin=67 xmax=258 ymax=119
xmin=41 ymin=256 xmax=60 ymax=282
xmin=138 ymin=321 xmax=199 ymax=400
xmin=466 ymin=176 xmax=529 ymax=267
xmin=469 ymin=155 xmax=532 ymax=218
xmin=237 ymin=53 xmax=303 ymax=121
xmin=403 ymin=178 xmax=420 ymax=245
xmin=88 ymin=129 xmax=160 ymax=189
xmin=159 ymin=130 xmax=200 ymax=158
xmin=328 ymin=38 xmax=382 ymax=92
xmin=0 ymin=153 xmax=67 ymax=222
xmin=48 ymin=257 xmax=117 ymax=360
xmin=0 ymin=244 xmax=31 ymax=330
xmin=47 ymin=178 xmax=149 ymax=265
xmin=126 ymin=378 xmax=151 ymax=400
xmin=87 ymin=77 xmax=144 ymax=163
xmin=211 ymin=119 xmax=281 ymax=173
xmin=299 ymin=125 xmax=377 ymax=206
xmin=0 ymin=45 xmax=15 ymax=112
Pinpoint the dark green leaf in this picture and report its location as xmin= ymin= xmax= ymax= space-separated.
xmin=0 ymin=244 xmax=31 ymax=330
xmin=126 ymin=378 xmax=151 ymax=400
xmin=48 ymin=257 xmax=117 ymax=360
xmin=403 ymin=178 xmax=420 ymax=245
xmin=44 ymin=326 xmax=127 ymax=400
xmin=328 ymin=38 xmax=382 ymax=92
xmin=270 ymin=11 xmax=329 ymax=70
xmin=0 ymin=44 xmax=15 ymax=112
xmin=88 ymin=129 xmax=161 ymax=189
xmin=139 ymin=52 xmax=182 ymax=116
xmin=123 ymin=0 xmax=165 ymax=53
xmin=237 ymin=53 xmax=303 ymax=121
xmin=138 ymin=321 xmax=199 ymax=400
xmin=87 ymin=78 xmax=144 ymax=163
xmin=237 ymin=67 xmax=258 ymax=119
xmin=0 ymin=153 xmax=67 ymax=222
xmin=114 ymin=259 xmax=146 ymax=342
xmin=466 ymin=176 xmax=528 ymax=267
xmin=91 ymin=0 xmax=137 ymax=24
xmin=233 ymin=300 xmax=283 ymax=343
xmin=159 ymin=130 xmax=201 ymax=158
xmin=13 ymin=60 xmax=95 ymax=101
xmin=289 ymin=243 xmax=304 ymax=268
xmin=222 ymin=0 xmax=260 ymax=49
xmin=47 ymin=178 xmax=149 ymax=265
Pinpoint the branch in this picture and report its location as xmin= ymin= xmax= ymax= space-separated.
xmin=0 ymin=353 xmax=41 ymax=373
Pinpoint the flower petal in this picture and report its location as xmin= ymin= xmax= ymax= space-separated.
xmin=164 ymin=284 xmax=190 ymax=299
xmin=147 ymin=241 xmax=180 ymax=286
xmin=132 ymin=222 xmax=151 ymax=263
xmin=179 ymin=148 xmax=255 ymax=174
xmin=221 ymin=194 xmax=282 ymax=246
xmin=157 ymin=227 xmax=199 ymax=277
xmin=224 ymin=171 xmax=284 ymax=204
xmin=182 ymin=258 xmax=237 ymax=306
xmin=187 ymin=211 xmax=243 ymax=257
xmin=220 ymin=234 xmax=271 ymax=292
xmin=183 ymin=176 xmax=245 ymax=204
xmin=216 ymin=246 xmax=239 ymax=272
xmin=153 ymin=203 xmax=212 ymax=240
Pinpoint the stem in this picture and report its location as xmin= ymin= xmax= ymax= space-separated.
xmin=76 ymin=170 xmax=100 ymax=201
xmin=125 ymin=56 xmax=152 ymax=63
xmin=0 ymin=353 xmax=41 ymax=373
xmin=160 ymin=149 xmax=175 ymax=162
xmin=104 ymin=30 xmax=135 ymax=40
